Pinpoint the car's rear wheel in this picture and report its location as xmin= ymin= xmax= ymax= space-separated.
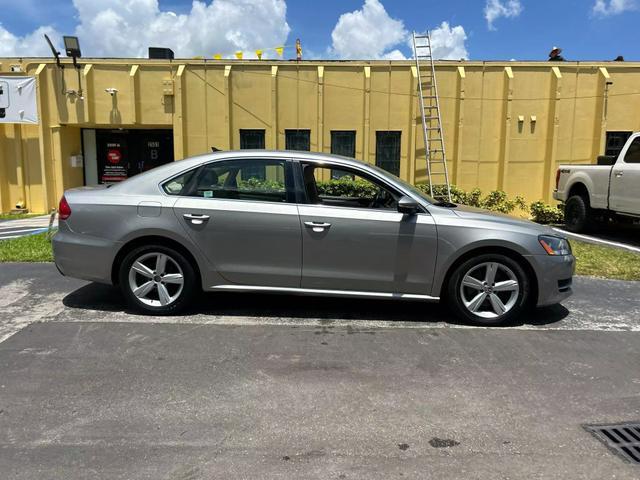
xmin=564 ymin=195 xmax=593 ymax=233
xmin=446 ymin=254 xmax=531 ymax=326
xmin=119 ymin=245 xmax=197 ymax=315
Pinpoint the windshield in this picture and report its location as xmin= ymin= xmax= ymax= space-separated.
xmin=368 ymin=164 xmax=438 ymax=204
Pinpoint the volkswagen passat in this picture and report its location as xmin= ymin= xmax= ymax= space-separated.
xmin=53 ymin=151 xmax=574 ymax=325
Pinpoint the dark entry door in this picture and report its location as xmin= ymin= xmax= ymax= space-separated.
xmin=95 ymin=129 xmax=173 ymax=184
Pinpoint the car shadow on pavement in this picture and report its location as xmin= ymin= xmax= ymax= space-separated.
xmin=62 ymin=282 xmax=570 ymax=328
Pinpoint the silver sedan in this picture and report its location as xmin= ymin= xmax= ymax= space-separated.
xmin=52 ymin=151 xmax=575 ymax=325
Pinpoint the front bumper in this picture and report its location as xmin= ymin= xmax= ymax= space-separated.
xmin=52 ymin=227 xmax=121 ymax=285
xmin=526 ymin=253 xmax=576 ymax=307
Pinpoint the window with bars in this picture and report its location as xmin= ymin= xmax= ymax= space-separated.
xmin=375 ymin=131 xmax=401 ymax=176
xmin=330 ymin=130 xmax=356 ymax=179
xmin=285 ymin=129 xmax=311 ymax=151
xmin=239 ymin=129 xmax=266 ymax=179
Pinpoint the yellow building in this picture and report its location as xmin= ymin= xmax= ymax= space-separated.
xmin=1 ymin=57 xmax=639 ymax=214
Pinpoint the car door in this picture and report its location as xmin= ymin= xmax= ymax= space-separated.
xmin=296 ymin=161 xmax=438 ymax=295
xmin=169 ymin=157 xmax=302 ymax=287
xmin=609 ymin=135 xmax=640 ymax=215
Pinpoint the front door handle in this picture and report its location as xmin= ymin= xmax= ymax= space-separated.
xmin=183 ymin=213 xmax=210 ymax=225
xmin=304 ymin=221 xmax=331 ymax=232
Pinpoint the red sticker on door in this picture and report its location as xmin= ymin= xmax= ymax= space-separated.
xmin=107 ymin=149 xmax=122 ymax=164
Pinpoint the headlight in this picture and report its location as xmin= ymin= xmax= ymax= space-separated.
xmin=539 ymin=235 xmax=571 ymax=256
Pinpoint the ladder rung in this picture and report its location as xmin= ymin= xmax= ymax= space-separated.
xmin=413 ymin=35 xmax=429 ymax=39
xmin=425 ymin=127 xmax=441 ymax=131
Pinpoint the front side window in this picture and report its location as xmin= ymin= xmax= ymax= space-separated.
xmin=163 ymin=159 xmax=287 ymax=203
xmin=302 ymin=164 xmax=398 ymax=210
xmin=623 ymin=137 xmax=640 ymax=164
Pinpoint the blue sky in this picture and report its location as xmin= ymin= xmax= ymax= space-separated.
xmin=0 ymin=0 xmax=638 ymax=60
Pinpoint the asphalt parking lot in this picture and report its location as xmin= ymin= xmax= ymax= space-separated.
xmin=1 ymin=263 xmax=640 ymax=479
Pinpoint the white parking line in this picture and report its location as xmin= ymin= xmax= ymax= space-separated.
xmin=553 ymin=228 xmax=640 ymax=254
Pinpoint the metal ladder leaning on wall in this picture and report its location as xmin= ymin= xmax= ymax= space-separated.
xmin=412 ymin=31 xmax=452 ymax=202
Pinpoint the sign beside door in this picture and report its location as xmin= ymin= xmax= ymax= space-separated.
xmin=93 ymin=129 xmax=173 ymax=184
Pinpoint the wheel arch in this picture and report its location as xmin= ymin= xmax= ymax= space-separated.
xmin=438 ymin=245 xmax=539 ymax=305
xmin=567 ymin=182 xmax=590 ymax=204
xmin=111 ymin=235 xmax=203 ymax=287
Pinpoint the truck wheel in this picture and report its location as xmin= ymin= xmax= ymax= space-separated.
xmin=564 ymin=195 xmax=592 ymax=233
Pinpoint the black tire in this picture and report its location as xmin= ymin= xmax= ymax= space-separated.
xmin=118 ymin=244 xmax=198 ymax=315
xmin=446 ymin=253 xmax=531 ymax=326
xmin=564 ymin=195 xmax=593 ymax=233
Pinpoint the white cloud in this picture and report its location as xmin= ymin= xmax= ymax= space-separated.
xmin=0 ymin=0 xmax=290 ymax=58
xmin=484 ymin=0 xmax=523 ymax=30
xmin=593 ymin=0 xmax=637 ymax=15
xmin=329 ymin=0 xmax=408 ymax=59
xmin=0 ymin=24 xmax=62 ymax=57
xmin=427 ymin=22 xmax=468 ymax=60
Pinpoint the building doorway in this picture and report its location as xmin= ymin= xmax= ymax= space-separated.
xmin=82 ymin=128 xmax=174 ymax=185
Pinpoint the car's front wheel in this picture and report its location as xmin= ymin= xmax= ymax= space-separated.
xmin=119 ymin=245 xmax=197 ymax=315
xmin=446 ymin=254 xmax=531 ymax=326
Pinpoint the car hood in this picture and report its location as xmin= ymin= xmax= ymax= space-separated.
xmin=450 ymin=204 xmax=556 ymax=234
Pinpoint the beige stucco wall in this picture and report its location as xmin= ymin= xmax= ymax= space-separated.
xmin=0 ymin=57 xmax=638 ymax=213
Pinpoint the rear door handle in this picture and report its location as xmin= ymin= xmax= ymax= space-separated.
xmin=304 ymin=221 xmax=331 ymax=232
xmin=183 ymin=213 xmax=210 ymax=225
xmin=614 ymin=171 xmax=624 ymax=178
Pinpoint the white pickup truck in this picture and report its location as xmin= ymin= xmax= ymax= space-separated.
xmin=554 ymin=132 xmax=640 ymax=232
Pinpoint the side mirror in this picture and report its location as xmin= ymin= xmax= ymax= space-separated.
xmin=397 ymin=195 xmax=419 ymax=215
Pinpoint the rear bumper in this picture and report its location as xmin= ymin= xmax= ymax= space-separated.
xmin=52 ymin=228 xmax=121 ymax=285
xmin=552 ymin=191 xmax=562 ymax=202
xmin=526 ymin=253 xmax=576 ymax=307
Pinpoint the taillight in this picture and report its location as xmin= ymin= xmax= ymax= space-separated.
xmin=555 ymin=169 xmax=561 ymax=190
xmin=58 ymin=196 xmax=71 ymax=220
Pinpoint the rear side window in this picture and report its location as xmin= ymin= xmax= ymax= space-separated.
xmin=164 ymin=159 xmax=288 ymax=203
xmin=623 ymin=137 xmax=640 ymax=164
xmin=163 ymin=169 xmax=197 ymax=195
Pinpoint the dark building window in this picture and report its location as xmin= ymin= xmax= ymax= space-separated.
xmin=375 ymin=131 xmax=401 ymax=176
xmin=239 ymin=129 xmax=266 ymax=179
xmin=285 ymin=129 xmax=311 ymax=151
xmin=239 ymin=129 xmax=266 ymax=149
xmin=330 ymin=130 xmax=356 ymax=179
xmin=605 ymin=131 xmax=632 ymax=158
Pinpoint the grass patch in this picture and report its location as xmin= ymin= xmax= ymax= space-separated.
xmin=0 ymin=232 xmax=53 ymax=262
xmin=0 ymin=213 xmax=42 ymax=221
xmin=572 ymin=240 xmax=640 ymax=281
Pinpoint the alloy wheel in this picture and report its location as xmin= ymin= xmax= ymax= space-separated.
xmin=128 ymin=252 xmax=184 ymax=307
xmin=459 ymin=261 xmax=520 ymax=319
